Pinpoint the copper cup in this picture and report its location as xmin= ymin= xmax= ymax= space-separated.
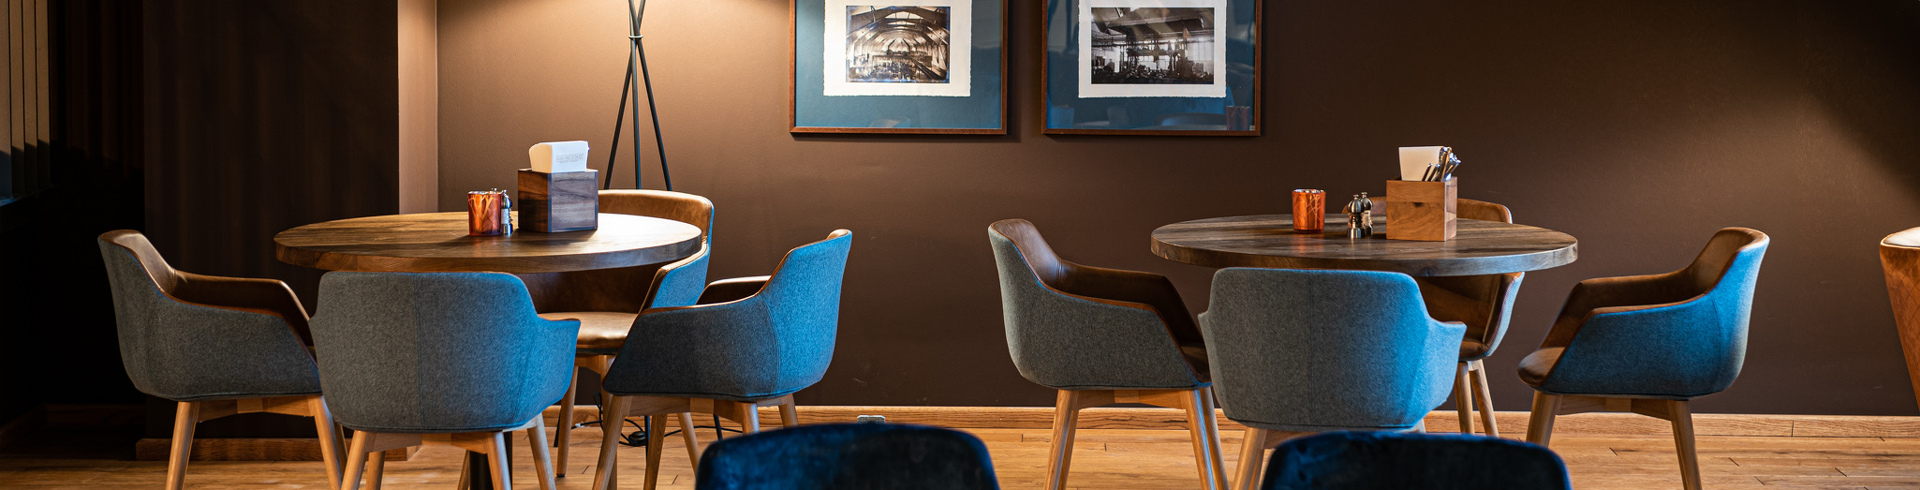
xmin=1292 ymin=189 xmax=1325 ymax=233
xmin=468 ymin=191 xmax=505 ymax=236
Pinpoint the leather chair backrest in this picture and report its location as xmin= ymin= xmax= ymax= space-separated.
xmin=1406 ymin=199 xmax=1523 ymax=354
xmin=309 ymin=272 xmax=578 ymax=432
xmin=695 ymin=423 xmax=1000 ymax=490
xmin=1202 ymin=268 xmax=1463 ymax=431
xmin=520 ymin=190 xmax=715 ymax=313
xmin=96 ymin=230 xmax=320 ymax=401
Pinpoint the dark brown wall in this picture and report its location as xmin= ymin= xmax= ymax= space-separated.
xmin=445 ymin=0 xmax=1920 ymax=415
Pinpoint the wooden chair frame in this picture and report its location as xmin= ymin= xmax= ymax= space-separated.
xmin=164 ymin=395 xmax=343 ymax=490
xmin=1048 ymin=388 xmax=1228 ymax=490
xmin=342 ymin=416 xmax=556 ymax=490
xmin=1527 ymin=393 xmax=1701 ymax=490
xmin=1454 ymin=359 xmax=1500 ymax=436
xmin=591 ymin=394 xmax=798 ymax=490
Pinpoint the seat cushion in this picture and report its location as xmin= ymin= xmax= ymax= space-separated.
xmin=1518 ymin=347 xmax=1565 ymax=387
xmin=1459 ymin=340 xmax=1492 ymax=361
xmin=540 ymin=311 xmax=638 ymax=353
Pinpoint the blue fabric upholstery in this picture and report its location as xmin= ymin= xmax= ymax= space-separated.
xmin=97 ymin=232 xmax=321 ymax=402
xmin=1522 ymin=228 xmax=1769 ymax=399
xmin=601 ymin=230 xmax=853 ymax=401
xmin=987 ymin=220 xmax=1206 ymax=390
xmin=1200 ymin=268 xmax=1465 ymax=432
xmin=308 ymin=272 xmax=579 ymax=433
xmin=1259 ymin=431 xmax=1571 ymax=490
xmin=694 ymin=423 xmax=999 ymax=490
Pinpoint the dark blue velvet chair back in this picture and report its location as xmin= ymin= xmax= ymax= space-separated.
xmin=1260 ymin=432 xmax=1571 ymax=490
xmin=694 ymin=423 xmax=999 ymax=490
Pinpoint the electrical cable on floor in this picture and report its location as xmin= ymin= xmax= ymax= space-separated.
xmin=563 ymin=391 xmax=743 ymax=448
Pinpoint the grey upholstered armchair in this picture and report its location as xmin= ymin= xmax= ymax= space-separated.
xmin=520 ymin=190 xmax=716 ymax=470
xmin=309 ymin=271 xmax=579 ymax=490
xmin=592 ymin=230 xmax=854 ymax=490
xmin=1519 ymin=228 xmax=1769 ymax=490
xmin=97 ymin=230 xmax=344 ymax=490
xmin=988 ymin=219 xmax=1228 ymax=490
xmin=1199 ymin=268 xmax=1466 ymax=490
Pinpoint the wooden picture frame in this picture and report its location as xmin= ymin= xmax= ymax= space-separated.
xmin=1040 ymin=0 xmax=1262 ymax=136
xmin=790 ymin=1 xmax=1009 ymax=134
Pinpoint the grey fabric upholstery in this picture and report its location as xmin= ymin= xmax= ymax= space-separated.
xmin=987 ymin=221 xmax=1206 ymax=391
xmin=97 ymin=232 xmax=321 ymax=402
xmin=1521 ymin=228 xmax=1769 ymax=399
xmin=1201 ymin=268 xmax=1466 ymax=432
xmin=601 ymin=230 xmax=853 ymax=402
xmin=309 ymin=272 xmax=579 ymax=433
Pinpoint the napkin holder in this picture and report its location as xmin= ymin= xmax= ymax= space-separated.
xmin=518 ymin=169 xmax=598 ymax=232
xmin=1384 ymin=178 xmax=1457 ymax=241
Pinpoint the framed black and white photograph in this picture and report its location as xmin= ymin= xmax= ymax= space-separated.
xmin=793 ymin=0 xmax=1005 ymax=134
xmin=1043 ymin=0 xmax=1260 ymax=135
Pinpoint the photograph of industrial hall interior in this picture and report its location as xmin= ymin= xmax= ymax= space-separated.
xmin=6 ymin=1 xmax=1920 ymax=489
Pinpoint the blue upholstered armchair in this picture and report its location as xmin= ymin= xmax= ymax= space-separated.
xmin=1199 ymin=268 xmax=1466 ymax=490
xmin=309 ymin=271 xmax=579 ymax=490
xmin=97 ymin=230 xmax=344 ymax=490
xmin=1518 ymin=227 xmax=1769 ymax=490
xmin=1258 ymin=431 xmax=1570 ymax=490
xmin=694 ymin=423 xmax=1000 ymax=490
xmin=988 ymin=219 xmax=1228 ymax=490
xmin=592 ymin=230 xmax=853 ymax=490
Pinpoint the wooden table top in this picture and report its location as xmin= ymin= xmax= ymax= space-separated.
xmin=1151 ymin=214 xmax=1578 ymax=276
xmin=275 ymin=212 xmax=703 ymax=273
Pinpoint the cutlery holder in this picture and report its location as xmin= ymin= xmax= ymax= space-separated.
xmin=518 ymin=169 xmax=599 ymax=233
xmin=1384 ymin=178 xmax=1457 ymax=241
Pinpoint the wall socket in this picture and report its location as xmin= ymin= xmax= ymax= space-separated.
xmin=856 ymin=414 xmax=887 ymax=424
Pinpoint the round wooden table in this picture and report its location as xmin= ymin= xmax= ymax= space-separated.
xmin=275 ymin=212 xmax=703 ymax=273
xmin=1151 ymin=214 xmax=1578 ymax=276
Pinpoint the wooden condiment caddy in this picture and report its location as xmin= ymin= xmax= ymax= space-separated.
xmin=1384 ymin=178 xmax=1457 ymax=241
xmin=518 ymin=169 xmax=599 ymax=232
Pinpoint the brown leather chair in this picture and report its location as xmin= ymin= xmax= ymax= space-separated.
xmin=519 ymin=189 xmax=714 ymax=471
xmin=1882 ymin=227 xmax=1920 ymax=413
xmin=97 ymin=231 xmax=344 ymax=490
xmin=1377 ymin=198 xmax=1525 ymax=435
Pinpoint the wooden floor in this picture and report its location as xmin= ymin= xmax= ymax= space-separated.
xmin=5 ymin=423 xmax=1920 ymax=489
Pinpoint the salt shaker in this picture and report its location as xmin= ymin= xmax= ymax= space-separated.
xmin=1345 ymin=193 xmax=1374 ymax=238
xmin=497 ymin=188 xmax=514 ymax=236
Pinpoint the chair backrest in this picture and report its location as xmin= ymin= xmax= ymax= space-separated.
xmin=309 ymin=272 xmax=579 ymax=432
xmin=1201 ymin=268 xmax=1464 ymax=431
xmin=695 ymin=423 xmax=1000 ymax=490
xmin=96 ymin=230 xmax=320 ymax=401
xmin=520 ymin=189 xmax=715 ymax=312
xmin=603 ymin=230 xmax=852 ymax=400
xmin=1260 ymin=431 xmax=1570 ymax=490
xmin=987 ymin=219 xmax=1205 ymax=390
xmin=1410 ymin=199 xmax=1524 ymax=354
xmin=1881 ymin=227 xmax=1920 ymax=412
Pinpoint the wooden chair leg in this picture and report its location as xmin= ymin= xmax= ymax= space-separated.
xmin=165 ymin=401 xmax=198 ymax=490
xmin=457 ymin=456 xmax=470 ymax=490
xmin=1668 ymin=400 xmax=1702 ymax=490
xmin=555 ymin=368 xmax=578 ymax=477
xmin=1181 ymin=388 xmax=1227 ymax=490
xmin=779 ymin=400 xmax=799 ymax=428
xmin=1454 ymin=362 xmax=1475 ymax=434
xmin=1234 ymin=428 xmax=1270 ymax=490
xmin=591 ymin=395 xmax=626 ymax=490
xmin=1526 ymin=392 xmax=1561 ymax=445
xmin=308 ymin=397 xmax=345 ymax=490
xmin=1045 ymin=390 xmax=1083 ymax=490
xmin=340 ymin=430 xmax=372 ymax=490
xmin=1199 ymin=387 xmax=1230 ymax=489
xmin=644 ymin=413 xmax=667 ymax=490
xmin=738 ymin=403 xmax=762 ymax=434
xmin=366 ymin=454 xmax=386 ymax=490
xmin=487 ymin=433 xmax=514 ymax=490
xmin=1469 ymin=360 xmax=1500 ymax=437
xmin=678 ymin=412 xmax=701 ymax=467
xmin=527 ymin=416 xmax=556 ymax=490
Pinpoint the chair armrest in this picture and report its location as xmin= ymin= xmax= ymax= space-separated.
xmin=170 ymin=271 xmax=313 ymax=344
xmin=697 ymin=276 xmax=771 ymax=305
xmin=1539 ymin=270 xmax=1694 ymax=348
xmin=1540 ymin=297 xmax=1742 ymax=396
xmin=1054 ymin=262 xmax=1203 ymax=347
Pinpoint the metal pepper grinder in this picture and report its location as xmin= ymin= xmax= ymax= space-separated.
xmin=1345 ymin=192 xmax=1374 ymax=238
xmin=496 ymin=188 xmax=514 ymax=236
